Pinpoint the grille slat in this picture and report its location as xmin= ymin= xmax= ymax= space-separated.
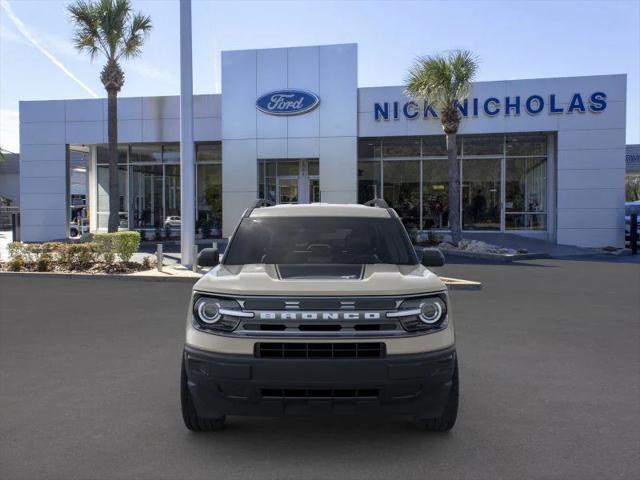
xmin=256 ymin=342 xmax=385 ymax=359
xmin=261 ymin=388 xmax=380 ymax=399
xmin=241 ymin=298 xmax=398 ymax=311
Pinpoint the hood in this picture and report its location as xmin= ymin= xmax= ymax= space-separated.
xmin=193 ymin=263 xmax=446 ymax=296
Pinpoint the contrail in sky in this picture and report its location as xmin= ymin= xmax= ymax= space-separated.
xmin=1 ymin=0 xmax=100 ymax=98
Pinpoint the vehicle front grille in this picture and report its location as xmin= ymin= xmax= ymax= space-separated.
xmin=260 ymin=388 xmax=380 ymax=399
xmin=255 ymin=342 xmax=385 ymax=359
xmin=242 ymin=298 xmax=398 ymax=311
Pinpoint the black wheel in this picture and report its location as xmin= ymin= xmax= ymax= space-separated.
xmin=181 ymin=358 xmax=225 ymax=432
xmin=415 ymin=358 xmax=459 ymax=432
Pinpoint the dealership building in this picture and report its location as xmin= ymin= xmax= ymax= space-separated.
xmin=19 ymin=43 xmax=627 ymax=247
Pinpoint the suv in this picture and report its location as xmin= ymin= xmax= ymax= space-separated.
xmin=181 ymin=201 xmax=458 ymax=431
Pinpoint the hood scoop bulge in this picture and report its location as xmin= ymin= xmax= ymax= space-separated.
xmin=276 ymin=264 xmax=364 ymax=280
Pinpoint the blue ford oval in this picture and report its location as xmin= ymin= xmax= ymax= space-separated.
xmin=256 ymin=90 xmax=320 ymax=116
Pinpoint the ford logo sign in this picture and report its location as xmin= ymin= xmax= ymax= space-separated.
xmin=256 ymin=90 xmax=320 ymax=116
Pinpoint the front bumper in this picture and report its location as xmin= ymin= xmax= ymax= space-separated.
xmin=183 ymin=345 xmax=456 ymax=418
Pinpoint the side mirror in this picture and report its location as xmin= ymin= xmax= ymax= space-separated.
xmin=198 ymin=248 xmax=220 ymax=267
xmin=417 ymin=247 xmax=445 ymax=267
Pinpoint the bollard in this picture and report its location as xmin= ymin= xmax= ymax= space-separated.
xmin=156 ymin=244 xmax=163 ymax=272
xmin=11 ymin=213 xmax=20 ymax=242
xmin=192 ymin=245 xmax=199 ymax=273
xmin=631 ymin=213 xmax=638 ymax=255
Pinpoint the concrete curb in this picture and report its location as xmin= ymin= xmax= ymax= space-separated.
xmin=442 ymin=249 xmax=551 ymax=263
xmin=0 ymin=270 xmax=199 ymax=283
xmin=0 ymin=270 xmax=482 ymax=290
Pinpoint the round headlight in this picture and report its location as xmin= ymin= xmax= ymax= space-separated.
xmin=195 ymin=298 xmax=221 ymax=324
xmin=419 ymin=298 xmax=444 ymax=324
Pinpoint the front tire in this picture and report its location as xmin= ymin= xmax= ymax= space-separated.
xmin=415 ymin=358 xmax=459 ymax=432
xmin=181 ymin=358 xmax=226 ymax=432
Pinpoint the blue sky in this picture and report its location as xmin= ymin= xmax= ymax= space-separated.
xmin=1 ymin=0 xmax=638 ymax=152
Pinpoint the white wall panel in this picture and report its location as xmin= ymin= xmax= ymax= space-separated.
xmin=287 ymin=46 xmax=320 ymax=138
xmin=142 ymin=118 xmax=180 ymax=142
xmin=557 ymin=128 xmax=625 ymax=151
xmin=222 ymin=49 xmax=257 ymax=139
xmin=102 ymin=97 xmax=143 ymax=120
xmin=319 ymin=136 xmax=357 ymax=194
xmin=557 ymin=168 xmax=625 ymax=190
xmin=65 ymin=99 xmax=103 ymax=122
xmin=256 ymin=49 xmax=288 ymax=139
xmin=319 ymin=44 xmax=357 ymax=137
xmin=557 ymin=228 xmax=624 ymax=248
xmin=557 ymin=208 xmax=624 ymax=229
xmin=20 ymin=225 xmax=67 ymax=242
xmin=222 ymin=191 xmax=257 ymax=238
xmin=222 ymin=139 xmax=257 ymax=191
xmin=21 ymin=177 xmax=66 ymax=195
xmin=557 ymin=148 xmax=625 ymax=170
xmin=288 ymin=137 xmax=319 ymax=158
xmin=194 ymin=94 xmax=221 ymax=118
xmin=20 ymin=160 xmax=66 ymax=178
xmin=142 ymin=96 xmax=179 ymax=119
xmin=557 ymin=188 xmax=625 ymax=209
xmin=257 ymin=138 xmax=287 ymax=159
xmin=19 ymin=209 xmax=67 ymax=226
xmin=20 ymin=100 xmax=65 ymax=123
xmin=20 ymin=122 xmax=65 ymax=145
xmin=20 ymin=144 xmax=67 ymax=162
xmin=194 ymin=117 xmax=222 ymax=142
xmin=66 ymin=121 xmax=104 ymax=144
xmin=112 ymin=119 xmax=144 ymax=143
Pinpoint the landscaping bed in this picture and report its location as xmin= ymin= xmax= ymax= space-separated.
xmin=0 ymin=232 xmax=155 ymax=274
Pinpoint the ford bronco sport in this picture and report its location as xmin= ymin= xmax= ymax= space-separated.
xmin=181 ymin=200 xmax=458 ymax=431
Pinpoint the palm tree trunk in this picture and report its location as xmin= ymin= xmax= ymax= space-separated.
xmin=447 ymin=133 xmax=462 ymax=245
xmin=107 ymin=89 xmax=120 ymax=233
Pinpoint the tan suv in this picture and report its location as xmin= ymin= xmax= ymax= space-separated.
xmin=181 ymin=200 xmax=458 ymax=431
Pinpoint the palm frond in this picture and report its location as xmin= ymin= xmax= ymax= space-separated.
xmin=405 ymin=49 xmax=478 ymax=112
xmin=118 ymin=13 xmax=152 ymax=60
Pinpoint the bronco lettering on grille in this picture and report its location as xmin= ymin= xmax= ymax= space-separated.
xmin=257 ymin=312 xmax=382 ymax=321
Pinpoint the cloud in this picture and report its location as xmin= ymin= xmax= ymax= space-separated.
xmin=0 ymin=109 xmax=19 ymax=153
xmin=0 ymin=0 xmax=99 ymax=98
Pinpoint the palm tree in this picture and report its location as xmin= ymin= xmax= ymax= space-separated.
xmin=68 ymin=0 xmax=152 ymax=232
xmin=405 ymin=50 xmax=478 ymax=245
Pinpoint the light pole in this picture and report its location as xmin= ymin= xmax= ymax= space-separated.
xmin=179 ymin=0 xmax=195 ymax=266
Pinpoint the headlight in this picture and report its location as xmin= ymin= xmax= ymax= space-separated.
xmin=192 ymin=294 xmax=252 ymax=332
xmin=389 ymin=294 xmax=448 ymax=332
xmin=419 ymin=297 xmax=446 ymax=325
xmin=194 ymin=298 xmax=221 ymax=324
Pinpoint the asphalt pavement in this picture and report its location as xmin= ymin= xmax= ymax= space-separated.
xmin=1 ymin=258 xmax=639 ymax=479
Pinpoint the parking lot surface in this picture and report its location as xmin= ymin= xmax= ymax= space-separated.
xmin=1 ymin=258 xmax=639 ymax=479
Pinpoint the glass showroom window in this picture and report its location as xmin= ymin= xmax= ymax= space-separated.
xmin=461 ymin=158 xmax=502 ymax=230
xmin=422 ymin=160 xmax=449 ymax=229
xmin=505 ymin=134 xmax=548 ymax=230
xmin=96 ymin=145 xmax=128 ymax=230
xmin=357 ymin=139 xmax=381 ymax=203
xmin=383 ymin=160 xmax=421 ymax=230
xmin=196 ymin=143 xmax=222 ymax=238
xmin=129 ymin=144 xmax=180 ymax=230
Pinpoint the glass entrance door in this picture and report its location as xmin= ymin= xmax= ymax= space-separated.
xmin=258 ymin=159 xmax=320 ymax=204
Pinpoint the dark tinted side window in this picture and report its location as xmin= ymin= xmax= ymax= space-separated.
xmin=223 ymin=216 xmax=417 ymax=265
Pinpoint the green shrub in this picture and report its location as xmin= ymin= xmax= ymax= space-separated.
xmin=7 ymin=242 xmax=25 ymax=260
xmin=94 ymin=233 xmax=116 ymax=264
xmin=113 ymin=231 xmax=140 ymax=263
xmin=141 ymin=256 xmax=153 ymax=269
xmin=37 ymin=253 xmax=52 ymax=272
xmin=62 ymin=243 xmax=99 ymax=270
xmin=8 ymin=255 xmax=25 ymax=271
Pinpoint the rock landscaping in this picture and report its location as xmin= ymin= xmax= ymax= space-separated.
xmin=0 ymin=232 xmax=154 ymax=274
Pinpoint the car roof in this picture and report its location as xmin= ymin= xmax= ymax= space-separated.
xmin=249 ymin=203 xmax=392 ymax=218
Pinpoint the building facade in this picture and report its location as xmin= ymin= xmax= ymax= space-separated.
xmin=19 ymin=43 xmax=627 ymax=247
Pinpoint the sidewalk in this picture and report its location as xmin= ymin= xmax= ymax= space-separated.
xmin=0 ymin=230 xmax=12 ymax=262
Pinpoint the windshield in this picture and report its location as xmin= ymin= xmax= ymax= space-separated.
xmin=223 ymin=216 xmax=417 ymax=265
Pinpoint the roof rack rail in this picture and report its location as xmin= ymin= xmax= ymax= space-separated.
xmin=244 ymin=198 xmax=276 ymax=218
xmin=253 ymin=199 xmax=275 ymax=208
xmin=364 ymin=198 xmax=389 ymax=208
